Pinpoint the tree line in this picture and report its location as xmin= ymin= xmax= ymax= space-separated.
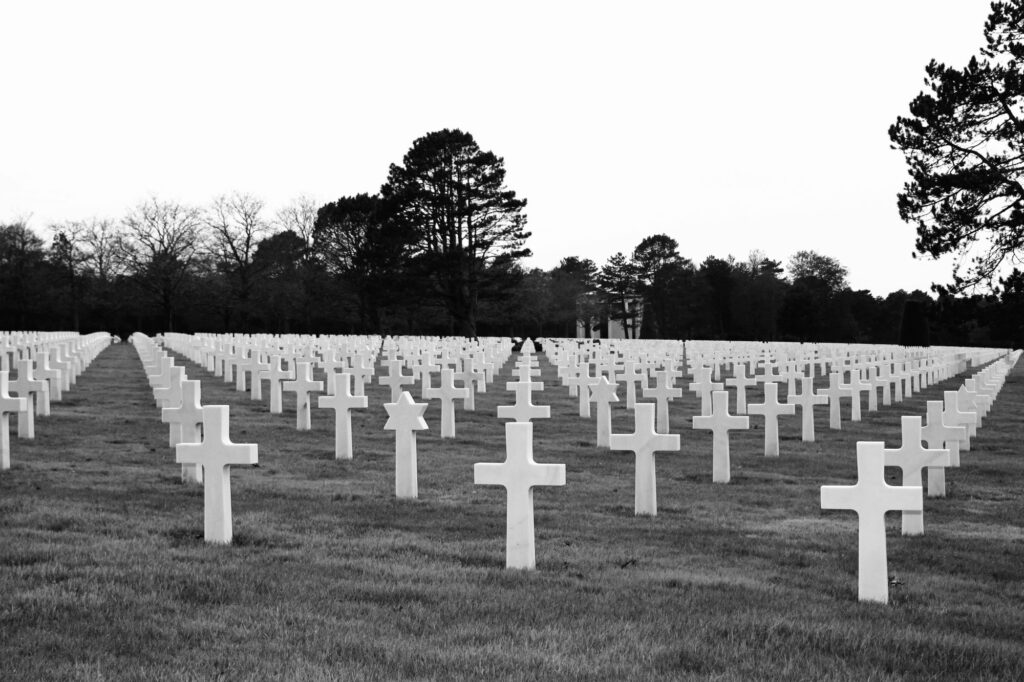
xmin=3 ymin=182 xmax=1024 ymax=347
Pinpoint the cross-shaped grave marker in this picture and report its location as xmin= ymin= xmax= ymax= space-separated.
xmin=262 ymin=355 xmax=292 ymax=414
xmin=348 ymin=355 xmax=375 ymax=397
xmin=688 ymin=366 xmax=722 ymax=417
xmin=725 ymin=363 xmax=757 ymax=414
xmin=0 ymin=371 xmax=28 ymax=470
xmin=943 ymin=389 xmax=977 ymax=453
xmin=497 ymin=379 xmax=550 ymax=423
xmin=175 ymin=405 xmax=258 ymax=543
xmin=244 ymin=352 xmax=270 ymax=401
xmin=921 ymin=399 xmax=966 ymax=498
xmin=162 ymin=378 xmax=204 ymax=483
xmin=820 ymin=372 xmax=851 ymax=430
xmin=383 ymin=391 xmax=429 ymax=498
xmin=424 ymin=367 xmax=469 ymax=438
xmin=379 ymin=359 xmax=416 ymax=403
xmin=450 ymin=363 xmax=476 ymax=411
xmin=845 ymin=371 xmax=872 ymax=422
xmin=35 ymin=353 xmax=62 ymax=405
xmin=474 ymin=421 xmax=565 ymax=570
xmin=282 ymin=360 xmax=322 ymax=430
xmin=883 ymin=416 xmax=949 ymax=535
xmin=747 ymin=381 xmax=796 ymax=457
xmin=692 ymin=390 xmax=749 ymax=483
xmin=10 ymin=359 xmax=47 ymax=439
xmin=153 ymin=365 xmax=184 ymax=410
xmin=609 ymin=402 xmax=680 ymax=516
xmin=787 ymin=375 xmax=828 ymax=442
xmin=573 ymin=365 xmax=600 ymax=419
xmin=957 ymin=383 xmax=982 ymax=435
xmin=318 ymin=372 xmax=368 ymax=460
xmin=821 ymin=441 xmax=922 ymax=604
xmin=642 ymin=369 xmax=682 ymax=434
xmin=618 ymin=360 xmax=647 ymax=409
xmin=589 ymin=375 xmax=619 ymax=448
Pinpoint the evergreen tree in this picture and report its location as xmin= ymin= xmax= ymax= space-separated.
xmin=890 ymin=1 xmax=1024 ymax=290
xmin=381 ymin=129 xmax=529 ymax=336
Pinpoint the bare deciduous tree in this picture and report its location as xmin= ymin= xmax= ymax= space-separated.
xmin=275 ymin=195 xmax=318 ymax=254
xmin=121 ymin=197 xmax=204 ymax=331
xmin=206 ymin=192 xmax=270 ymax=328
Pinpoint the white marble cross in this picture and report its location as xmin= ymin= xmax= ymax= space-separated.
xmin=688 ymin=366 xmax=723 ymax=417
xmin=570 ymin=365 xmax=599 ymax=419
xmin=692 ymin=390 xmax=749 ymax=483
xmin=474 ymin=421 xmax=565 ymax=570
xmin=318 ymin=372 xmax=368 ymax=460
xmin=162 ymin=378 xmax=204 ymax=483
xmin=820 ymin=372 xmax=851 ymax=430
xmin=865 ymin=366 xmax=881 ymax=412
xmin=618 ymin=361 xmax=647 ymax=409
xmin=424 ymin=367 xmax=469 ymax=438
xmin=497 ymin=379 xmax=550 ymax=423
xmin=821 ymin=441 xmax=922 ymax=604
xmin=282 ymin=360 xmax=322 ymax=430
xmin=609 ymin=402 xmax=680 ymax=516
xmin=153 ymin=365 xmax=184 ymax=410
xmin=10 ymin=359 xmax=47 ymax=438
xmin=245 ymin=352 xmax=270 ymax=401
xmin=883 ymin=416 xmax=949 ymax=535
xmin=262 ymin=355 xmax=293 ymax=414
xmin=175 ymin=405 xmax=258 ymax=544
xmin=454 ymin=362 xmax=479 ymax=411
xmin=787 ymin=375 xmax=828 ymax=442
xmin=378 ymin=359 xmax=416 ymax=403
xmin=642 ymin=369 xmax=682 ymax=434
xmin=725 ymin=363 xmax=757 ymax=414
xmin=747 ymin=381 xmax=796 ymax=457
xmin=921 ymin=399 xmax=966 ymax=497
xmin=589 ymin=375 xmax=619 ymax=448
xmin=874 ymin=363 xmax=894 ymax=406
xmin=943 ymin=389 xmax=977 ymax=452
xmin=846 ymin=371 xmax=871 ymax=422
xmin=0 ymin=371 xmax=28 ymax=470
xmin=383 ymin=391 xmax=428 ymax=498
xmin=35 ymin=353 xmax=63 ymax=404
xmin=956 ymin=384 xmax=982 ymax=435
xmin=348 ymin=355 xmax=375 ymax=397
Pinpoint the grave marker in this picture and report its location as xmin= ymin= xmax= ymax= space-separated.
xmin=282 ymin=361 xmax=322 ymax=430
xmin=692 ymin=390 xmax=749 ymax=483
xmin=746 ymin=381 xmax=795 ymax=457
xmin=474 ymin=421 xmax=565 ymax=570
xmin=821 ymin=441 xmax=922 ymax=604
xmin=589 ymin=375 xmax=619 ymax=448
xmin=383 ymin=391 xmax=429 ymax=498
xmin=0 ymin=372 xmax=28 ymax=470
xmin=921 ymin=400 xmax=966 ymax=497
xmin=318 ymin=372 xmax=368 ymax=460
xmin=609 ymin=403 xmax=680 ymax=516
xmin=883 ymin=416 xmax=949 ymax=535
xmin=787 ymin=375 xmax=828 ymax=442
xmin=175 ymin=405 xmax=258 ymax=544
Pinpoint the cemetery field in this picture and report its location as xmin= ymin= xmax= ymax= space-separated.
xmin=2 ymin=343 xmax=1024 ymax=681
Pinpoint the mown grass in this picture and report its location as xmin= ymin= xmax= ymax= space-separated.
xmin=1 ymin=343 xmax=1022 ymax=680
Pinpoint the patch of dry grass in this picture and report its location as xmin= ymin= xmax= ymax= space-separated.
xmin=1 ymin=343 xmax=1022 ymax=680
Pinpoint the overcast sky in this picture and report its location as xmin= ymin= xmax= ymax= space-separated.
xmin=0 ymin=1 xmax=995 ymax=294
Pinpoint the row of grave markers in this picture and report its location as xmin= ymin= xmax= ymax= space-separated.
xmin=133 ymin=332 xmax=1017 ymax=602
xmin=0 ymin=332 xmax=113 ymax=469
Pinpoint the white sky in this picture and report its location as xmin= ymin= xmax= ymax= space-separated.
xmin=0 ymin=0 xmax=995 ymax=295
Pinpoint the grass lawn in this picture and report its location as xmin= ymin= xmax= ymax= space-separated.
xmin=2 ymin=342 xmax=1023 ymax=680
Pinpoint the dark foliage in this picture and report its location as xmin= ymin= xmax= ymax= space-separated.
xmin=890 ymin=0 xmax=1024 ymax=291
